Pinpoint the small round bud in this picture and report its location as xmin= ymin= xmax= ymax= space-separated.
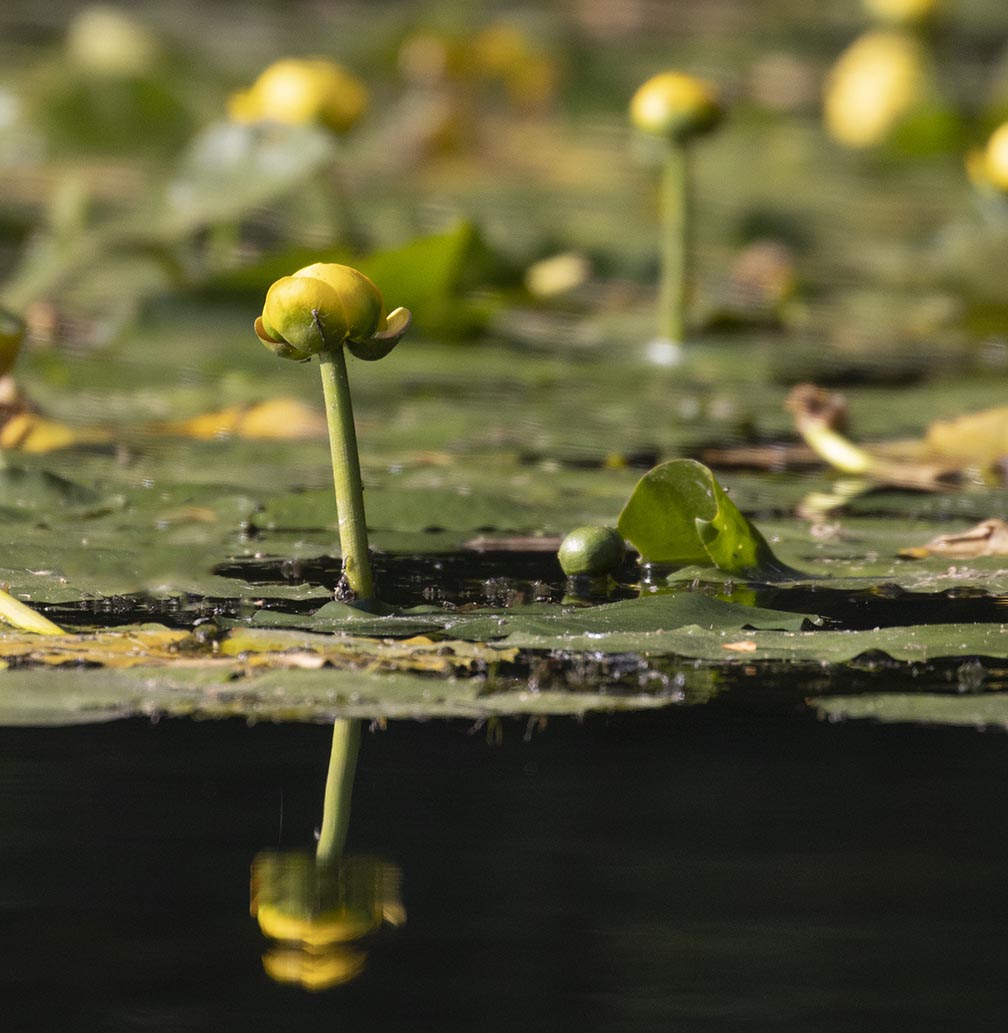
xmin=0 ymin=307 xmax=26 ymax=378
xmin=558 ymin=525 xmax=626 ymax=577
xmin=229 ymin=58 xmax=368 ymax=135
xmin=630 ymin=72 xmax=723 ymax=143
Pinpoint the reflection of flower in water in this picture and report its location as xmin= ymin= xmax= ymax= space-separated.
xmin=250 ymin=851 xmax=405 ymax=991
xmin=249 ymin=720 xmax=404 ymax=991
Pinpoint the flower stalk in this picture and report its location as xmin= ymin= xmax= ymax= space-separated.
xmin=254 ymin=262 xmax=410 ymax=602
xmin=659 ymin=142 xmax=690 ymax=345
xmin=318 ymin=349 xmax=374 ymax=600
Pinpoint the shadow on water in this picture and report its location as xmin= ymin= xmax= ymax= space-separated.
xmin=1 ymin=708 xmax=1006 ymax=1032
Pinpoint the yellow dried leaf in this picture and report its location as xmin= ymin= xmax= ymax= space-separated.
xmin=0 ymin=412 xmax=110 ymax=453
xmin=159 ymin=399 xmax=325 ymax=441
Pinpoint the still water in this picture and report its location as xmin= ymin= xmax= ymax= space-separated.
xmin=2 ymin=706 xmax=1006 ymax=1032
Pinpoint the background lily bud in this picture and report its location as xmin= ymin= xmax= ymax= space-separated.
xmin=823 ymin=30 xmax=928 ymax=149
xmin=630 ymin=72 xmax=723 ymax=143
xmin=228 ymin=58 xmax=368 ymax=135
xmin=981 ymin=122 xmax=1008 ymax=191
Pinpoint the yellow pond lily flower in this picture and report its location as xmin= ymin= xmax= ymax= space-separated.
xmin=824 ymin=30 xmax=928 ymax=148
xmin=254 ymin=262 xmax=411 ymax=362
xmin=229 ymin=58 xmax=368 ymax=135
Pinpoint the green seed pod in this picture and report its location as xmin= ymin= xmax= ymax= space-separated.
xmin=0 ymin=307 xmax=26 ymax=378
xmin=630 ymin=71 xmax=723 ymax=144
xmin=558 ymin=525 xmax=626 ymax=577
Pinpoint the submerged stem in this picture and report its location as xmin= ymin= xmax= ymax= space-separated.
xmin=658 ymin=142 xmax=690 ymax=345
xmin=318 ymin=347 xmax=375 ymax=600
xmin=316 ymin=719 xmax=361 ymax=864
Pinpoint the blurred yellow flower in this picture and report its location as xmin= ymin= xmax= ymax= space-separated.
xmin=824 ymin=30 xmax=927 ymax=148
xmin=967 ymin=121 xmax=1008 ymax=192
xmin=228 ymin=58 xmax=367 ymax=135
xmin=861 ymin=0 xmax=938 ymax=26
xmin=630 ymin=71 xmax=723 ymax=143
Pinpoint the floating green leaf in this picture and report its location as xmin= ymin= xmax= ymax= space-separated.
xmin=617 ymin=460 xmax=798 ymax=579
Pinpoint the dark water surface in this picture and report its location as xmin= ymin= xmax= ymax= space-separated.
xmin=2 ymin=708 xmax=1006 ymax=1032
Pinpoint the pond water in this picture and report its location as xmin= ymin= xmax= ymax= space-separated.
xmin=3 ymin=0 xmax=1008 ymax=1024
xmin=2 ymin=709 xmax=1006 ymax=1032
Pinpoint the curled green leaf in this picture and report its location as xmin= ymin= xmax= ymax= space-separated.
xmin=616 ymin=459 xmax=802 ymax=580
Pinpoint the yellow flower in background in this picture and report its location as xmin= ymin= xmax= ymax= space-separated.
xmin=65 ymin=4 xmax=161 ymax=78
xmin=629 ymin=71 xmax=723 ymax=143
xmin=966 ymin=122 xmax=1008 ymax=192
xmin=229 ymin=58 xmax=368 ymax=135
xmin=981 ymin=122 xmax=1008 ymax=190
xmin=824 ymin=30 xmax=927 ymax=148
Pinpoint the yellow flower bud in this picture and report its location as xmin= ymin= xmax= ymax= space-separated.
xmin=254 ymin=263 xmax=410 ymax=361
xmin=292 ymin=263 xmax=384 ymax=342
xmin=229 ymin=58 xmax=368 ymax=135
xmin=630 ymin=71 xmax=723 ymax=143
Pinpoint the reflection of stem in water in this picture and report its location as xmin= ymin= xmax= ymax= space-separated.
xmin=317 ymin=718 xmax=361 ymax=863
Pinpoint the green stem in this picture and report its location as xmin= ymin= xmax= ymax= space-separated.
xmin=316 ymin=719 xmax=361 ymax=864
xmin=326 ymin=151 xmax=366 ymax=253
xmin=658 ymin=142 xmax=691 ymax=345
xmin=318 ymin=347 xmax=375 ymax=600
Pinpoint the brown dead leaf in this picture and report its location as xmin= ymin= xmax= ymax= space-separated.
xmin=899 ymin=518 xmax=1008 ymax=559
xmin=786 ymin=384 xmax=960 ymax=491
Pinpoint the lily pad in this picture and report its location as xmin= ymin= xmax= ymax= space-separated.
xmin=617 ymin=460 xmax=798 ymax=578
